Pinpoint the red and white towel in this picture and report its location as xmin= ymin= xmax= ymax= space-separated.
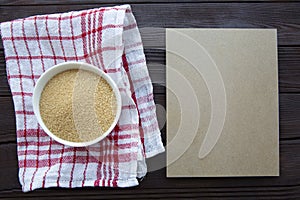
xmin=0 ymin=4 xmax=164 ymax=192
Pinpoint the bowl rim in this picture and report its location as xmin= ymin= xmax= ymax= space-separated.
xmin=32 ymin=61 xmax=122 ymax=147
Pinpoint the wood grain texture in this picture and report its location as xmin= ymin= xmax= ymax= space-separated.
xmin=1 ymin=0 xmax=300 ymax=6
xmin=0 ymin=1 xmax=299 ymax=199
xmin=0 ymin=3 xmax=300 ymax=46
xmin=0 ymin=139 xmax=300 ymax=198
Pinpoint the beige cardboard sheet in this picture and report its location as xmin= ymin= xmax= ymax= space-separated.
xmin=166 ymin=29 xmax=279 ymax=177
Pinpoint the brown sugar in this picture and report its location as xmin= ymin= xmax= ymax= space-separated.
xmin=40 ymin=69 xmax=117 ymax=143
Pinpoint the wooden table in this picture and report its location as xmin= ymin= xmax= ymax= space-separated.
xmin=0 ymin=1 xmax=299 ymax=199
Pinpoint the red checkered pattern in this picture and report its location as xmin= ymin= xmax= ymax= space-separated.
xmin=0 ymin=4 xmax=164 ymax=192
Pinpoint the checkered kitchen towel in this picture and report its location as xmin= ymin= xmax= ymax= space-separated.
xmin=0 ymin=4 xmax=164 ymax=192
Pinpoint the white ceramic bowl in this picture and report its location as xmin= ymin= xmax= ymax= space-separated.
xmin=32 ymin=62 xmax=122 ymax=147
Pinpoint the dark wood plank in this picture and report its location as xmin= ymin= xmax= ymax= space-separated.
xmin=0 ymin=3 xmax=299 ymax=46
xmin=0 ymin=49 xmax=10 ymax=97
xmin=278 ymin=46 xmax=300 ymax=93
xmin=0 ymin=186 xmax=299 ymax=200
xmin=2 ymin=0 xmax=300 ymax=6
xmin=0 ymin=96 xmax=15 ymax=143
xmin=0 ymin=185 xmax=299 ymax=199
xmin=0 ymin=144 xmax=19 ymax=191
xmin=0 ymin=93 xmax=299 ymax=143
xmin=279 ymin=94 xmax=300 ymax=139
xmin=0 ymin=139 xmax=299 ymax=198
